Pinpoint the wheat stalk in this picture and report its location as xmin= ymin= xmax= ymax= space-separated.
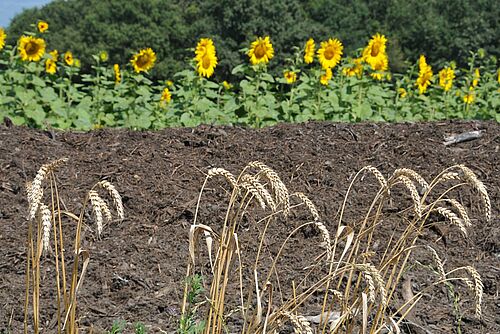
xmin=435 ymin=207 xmax=467 ymax=237
xmin=355 ymin=263 xmax=387 ymax=306
xmin=98 ymin=180 xmax=124 ymax=220
xmin=362 ymin=165 xmax=390 ymax=195
xmin=40 ymin=203 xmax=52 ymax=253
xmin=427 ymin=246 xmax=446 ymax=280
xmin=278 ymin=311 xmax=313 ymax=334
xmin=393 ymin=175 xmax=422 ymax=218
xmin=207 ymin=167 xmax=238 ymax=188
xmin=28 ymin=158 xmax=68 ymax=220
xmin=456 ymin=165 xmax=491 ymax=222
xmin=464 ymin=266 xmax=483 ymax=319
xmin=248 ymin=161 xmax=290 ymax=216
xmin=292 ymin=192 xmax=320 ymax=221
xmin=391 ymin=168 xmax=429 ymax=193
xmin=88 ymin=190 xmax=105 ymax=236
xmin=445 ymin=199 xmax=471 ymax=227
xmin=241 ymin=174 xmax=276 ymax=211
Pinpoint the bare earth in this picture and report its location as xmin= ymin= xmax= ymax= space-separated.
xmin=0 ymin=120 xmax=498 ymax=333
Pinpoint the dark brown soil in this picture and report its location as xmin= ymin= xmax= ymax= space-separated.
xmin=0 ymin=121 xmax=499 ymax=334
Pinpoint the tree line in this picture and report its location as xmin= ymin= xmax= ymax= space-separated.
xmin=6 ymin=0 xmax=499 ymax=79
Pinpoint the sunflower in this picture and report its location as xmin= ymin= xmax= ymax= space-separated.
xmin=248 ymin=36 xmax=274 ymax=65
xmin=38 ymin=21 xmax=49 ymax=33
xmin=284 ymin=70 xmax=297 ymax=84
xmin=472 ymin=68 xmax=480 ymax=87
xmin=49 ymin=50 xmax=58 ymax=61
xmin=317 ymin=38 xmax=343 ymax=70
xmin=303 ymin=38 xmax=315 ymax=64
xmin=160 ymin=87 xmax=172 ymax=105
xmin=64 ymin=51 xmax=74 ymax=66
xmin=370 ymin=72 xmax=383 ymax=81
xmin=362 ymin=33 xmax=387 ymax=69
xmin=100 ymin=51 xmax=109 ymax=62
xmin=113 ymin=64 xmax=121 ymax=84
xmin=166 ymin=80 xmax=174 ymax=87
xmin=416 ymin=55 xmax=433 ymax=94
xmin=130 ymin=48 xmax=156 ymax=73
xmin=18 ymin=35 xmax=46 ymax=61
xmin=398 ymin=88 xmax=407 ymax=98
xmin=45 ymin=58 xmax=57 ymax=74
xmin=195 ymin=38 xmax=217 ymax=78
xmin=463 ymin=89 xmax=474 ymax=104
xmin=223 ymin=81 xmax=232 ymax=90
xmin=342 ymin=57 xmax=363 ymax=77
xmin=320 ymin=67 xmax=333 ymax=86
xmin=438 ymin=67 xmax=455 ymax=91
xmin=0 ymin=28 xmax=6 ymax=50
xmin=195 ymin=38 xmax=215 ymax=59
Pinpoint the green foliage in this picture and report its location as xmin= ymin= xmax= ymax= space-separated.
xmin=179 ymin=274 xmax=205 ymax=334
xmin=107 ymin=320 xmax=147 ymax=334
xmin=5 ymin=0 xmax=499 ymax=79
xmin=0 ymin=22 xmax=499 ymax=129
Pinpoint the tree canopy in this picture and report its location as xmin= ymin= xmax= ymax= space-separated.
xmin=6 ymin=0 xmax=499 ymax=78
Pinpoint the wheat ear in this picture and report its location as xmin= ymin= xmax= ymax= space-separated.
xmin=28 ymin=158 xmax=68 ymax=220
xmin=362 ymin=165 xmax=390 ymax=195
xmin=435 ymin=207 xmax=467 ymax=237
xmin=279 ymin=311 xmax=313 ymax=334
xmin=207 ymin=167 xmax=238 ymax=188
xmin=292 ymin=192 xmax=320 ymax=221
xmin=241 ymin=174 xmax=276 ymax=210
xmin=98 ymin=180 xmax=124 ymax=220
xmin=40 ymin=203 xmax=52 ymax=253
xmin=88 ymin=190 xmax=106 ymax=236
xmin=393 ymin=175 xmax=422 ymax=218
xmin=464 ymin=266 xmax=483 ymax=319
xmin=391 ymin=168 xmax=429 ymax=193
xmin=248 ymin=161 xmax=290 ymax=216
xmin=457 ymin=165 xmax=491 ymax=222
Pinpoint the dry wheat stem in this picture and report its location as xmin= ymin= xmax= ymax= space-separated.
xmin=28 ymin=158 xmax=68 ymax=220
xmin=457 ymin=165 xmax=491 ymax=222
xmin=248 ymin=161 xmax=290 ymax=216
xmin=98 ymin=180 xmax=124 ymax=220
xmin=292 ymin=192 xmax=320 ymax=221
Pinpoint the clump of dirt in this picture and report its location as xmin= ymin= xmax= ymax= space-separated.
xmin=0 ymin=121 xmax=498 ymax=333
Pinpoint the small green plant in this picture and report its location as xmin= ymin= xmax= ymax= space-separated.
xmin=107 ymin=320 xmax=126 ymax=334
xmin=179 ymin=274 xmax=206 ymax=334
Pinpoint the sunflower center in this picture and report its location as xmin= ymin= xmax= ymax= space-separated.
xmin=324 ymin=46 xmax=335 ymax=60
xmin=136 ymin=55 xmax=149 ymax=68
xmin=202 ymin=54 xmax=211 ymax=69
xmin=371 ymin=43 xmax=381 ymax=57
xmin=26 ymin=42 xmax=39 ymax=55
xmin=254 ymin=43 xmax=266 ymax=58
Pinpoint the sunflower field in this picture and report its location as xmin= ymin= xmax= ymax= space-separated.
xmin=0 ymin=22 xmax=499 ymax=130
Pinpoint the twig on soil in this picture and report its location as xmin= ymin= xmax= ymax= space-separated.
xmin=443 ymin=130 xmax=483 ymax=146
